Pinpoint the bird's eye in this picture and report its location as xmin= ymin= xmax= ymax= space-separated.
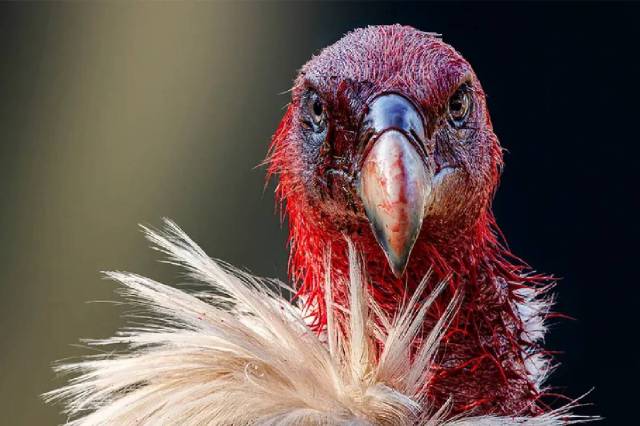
xmin=302 ymin=90 xmax=327 ymax=132
xmin=447 ymin=85 xmax=471 ymax=127
xmin=312 ymin=98 xmax=324 ymax=124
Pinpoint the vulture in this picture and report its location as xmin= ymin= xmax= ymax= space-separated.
xmin=47 ymin=25 xmax=593 ymax=425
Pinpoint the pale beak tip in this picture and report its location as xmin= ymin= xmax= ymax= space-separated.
xmin=378 ymin=230 xmax=413 ymax=278
xmin=389 ymin=256 xmax=409 ymax=278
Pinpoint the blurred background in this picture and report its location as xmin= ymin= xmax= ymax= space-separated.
xmin=1 ymin=2 xmax=637 ymax=424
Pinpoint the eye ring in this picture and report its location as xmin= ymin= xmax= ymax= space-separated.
xmin=447 ymin=85 xmax=471 ymax=127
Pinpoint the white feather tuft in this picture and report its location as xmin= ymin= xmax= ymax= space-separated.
xmin=45 ymin=220 xmax=592 ymax=425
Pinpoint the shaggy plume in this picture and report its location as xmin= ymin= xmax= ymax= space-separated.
xmin=45 ymin=220 xmax=590 ymax=425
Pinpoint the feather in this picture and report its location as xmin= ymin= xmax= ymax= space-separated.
xmin=45 ymin=220 xmax=591 ymax=425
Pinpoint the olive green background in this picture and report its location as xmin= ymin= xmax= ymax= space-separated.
xmin=1 ymin=3 xmax=298 ymax=423
xmin=1 ymin=2 xmax=638 ymax=424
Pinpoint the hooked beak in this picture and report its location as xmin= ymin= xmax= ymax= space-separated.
xmin=358 ymin=94 xmax=433 ymax=277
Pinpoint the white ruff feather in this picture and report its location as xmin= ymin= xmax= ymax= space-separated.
xmin=45 ymin=220 xmax=590 ymax=425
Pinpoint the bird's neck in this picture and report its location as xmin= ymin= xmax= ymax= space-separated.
xmin=288 ymin=209 xmax=532 ymax=328
xmin=288 ymin=210 xmax=551 ymax=415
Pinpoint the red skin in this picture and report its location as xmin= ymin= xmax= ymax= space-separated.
xmin=267 ymin=26 xmax=554 ymax=417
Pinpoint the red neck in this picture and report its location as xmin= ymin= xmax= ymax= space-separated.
xmin=288 ymin=205 xmax=536 ymax=327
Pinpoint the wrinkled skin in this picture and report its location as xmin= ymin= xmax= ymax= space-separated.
xmin=268 ymin=25 xmax=552 ymax=417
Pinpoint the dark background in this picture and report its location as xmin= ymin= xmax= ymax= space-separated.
xmin=0 ymin=2 xmax=637 ymax=424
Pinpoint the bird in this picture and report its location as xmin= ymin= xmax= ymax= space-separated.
xmin=46 ymin=25 xmax=591 ymax=425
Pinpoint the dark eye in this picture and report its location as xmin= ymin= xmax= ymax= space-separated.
xmin=312 ymin=98 xmax=324 ymax=124
xmin=447 ymin=85 xmax=471 ymax=127
xmin=302 ymin=90 xmax=327 ymax=132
